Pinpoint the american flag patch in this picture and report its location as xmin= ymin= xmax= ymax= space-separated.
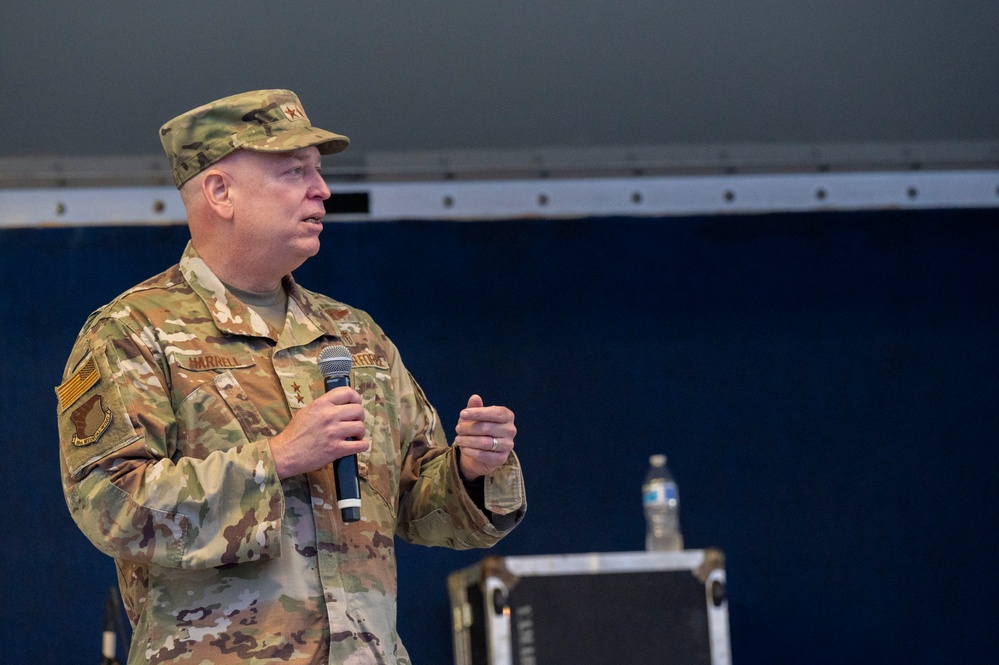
xmin=56 ymin=356 xmax=100 ymax=411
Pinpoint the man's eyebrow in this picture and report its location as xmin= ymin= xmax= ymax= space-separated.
xmin=270 ymin=153 xmax=307 ymax=169
xmin=286 ymin=150 xmax=322 ymax=165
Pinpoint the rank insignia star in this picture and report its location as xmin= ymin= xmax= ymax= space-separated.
xmin=290 ymin=382 xmax=306 ymax=406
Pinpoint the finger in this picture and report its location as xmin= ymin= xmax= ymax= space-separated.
xmin=455 ymin=426 xmax=516 ymax=447
xmin=484 ymin=434 xmax=506 ymax=453
xmin=319 ymin=386 xmax=363 ymax=405
xmin=335 ymin=420 xmax=368 ymax=441
xmin=465 ymin=394 xmax=484 ymax=410
xmin=339 ymin=437 xmax=372 ymax=456
xmin=454 ymin=432 xmax=512 ymax=453
xmin=460 ymin=404 xmax=514 ymax=424
xmin=456 ymin=411 xmax=516 ymax=440
xmin=309 ymin=399 xmax=366 ymax=426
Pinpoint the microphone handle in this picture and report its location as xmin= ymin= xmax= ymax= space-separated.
xmin=324 ymin=374 xmax=362 ymax=522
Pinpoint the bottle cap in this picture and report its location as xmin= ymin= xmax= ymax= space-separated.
xmin=649 ymin=454 xmax=666 ymax=467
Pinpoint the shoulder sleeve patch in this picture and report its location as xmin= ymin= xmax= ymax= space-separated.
xmin=67 ymin=394 xmax=114 ymax=446
xmin=55 ymin=355 xmax=101 ymax=412
xmin=56 ymin=346 xmax=140 ymax=479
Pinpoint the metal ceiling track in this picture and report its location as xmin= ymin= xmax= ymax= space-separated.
xmin=2 ymin=142 xmax=997 ymax=228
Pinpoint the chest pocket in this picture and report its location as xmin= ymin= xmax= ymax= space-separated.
xmin=173 ymin=354 xmax=273 ymax=459
xmin=352 ymin=363 xmax=402 ymax=514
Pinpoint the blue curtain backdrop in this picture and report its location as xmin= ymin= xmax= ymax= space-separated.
xmin=2 ymin=209 xmax=997 ymax=664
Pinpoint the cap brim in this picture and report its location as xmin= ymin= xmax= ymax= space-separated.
xmin=240 ymin=126 xmax=350 ymax=155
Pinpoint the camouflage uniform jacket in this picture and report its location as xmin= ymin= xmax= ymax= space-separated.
xmin=56 ymin=242 xmax=526 ymax=665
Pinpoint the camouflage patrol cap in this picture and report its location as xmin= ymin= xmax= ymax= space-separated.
xmin=159 ymin=89 xmax=350 ymax=188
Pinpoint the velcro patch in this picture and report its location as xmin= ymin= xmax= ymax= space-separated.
xmin=56 ymin=356 xmax=100 ymax=412
xmin=177 ymin=353 xmax=254 ymax=372
xmin=325 ymin=308 xmax=353 ymax=321
xmin=352 ymin=350 xmax=390 ymax=370
xmin=69 ymin=394 xmax=113 ymax=446
xmin=58 ymin=344 xmax=141 ymax=479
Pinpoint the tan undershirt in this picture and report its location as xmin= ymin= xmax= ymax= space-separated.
xmin=224 ymin=281 xmax=289 ymax=333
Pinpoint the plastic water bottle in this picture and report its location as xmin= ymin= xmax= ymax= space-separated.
xmin=642 ymin=454 xmax=684 ymax=552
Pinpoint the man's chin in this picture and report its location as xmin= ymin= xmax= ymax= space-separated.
xmin=297 ymin=235 xmax=322 ymax=260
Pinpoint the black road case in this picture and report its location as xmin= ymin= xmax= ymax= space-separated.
xmin=447 ymin=549 xmax=731 ymax=665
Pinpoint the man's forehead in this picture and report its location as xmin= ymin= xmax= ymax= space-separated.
xmin=266 ymin=146 xmax=322 ymax=163
xmin=251 ymin=144 xmax=321 ymax=158
xmin=226 ymin=146 xmax=322 ymax=167
xmin=284 ymin=146 xmax=323 ymax=161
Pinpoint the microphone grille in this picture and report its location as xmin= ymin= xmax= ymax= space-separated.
xmin=318 ymin=345 xmax=353 ymax=377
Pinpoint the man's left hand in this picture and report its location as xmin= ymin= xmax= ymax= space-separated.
xmin=454 ymin=394 xmax=516 ymax=481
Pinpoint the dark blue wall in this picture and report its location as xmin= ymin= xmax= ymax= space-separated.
xmin=3 ymin=209 xmax=998 ymax=664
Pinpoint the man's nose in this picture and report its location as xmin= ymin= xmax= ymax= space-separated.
xmin=310 ymin=170 xmax=331 ymax=200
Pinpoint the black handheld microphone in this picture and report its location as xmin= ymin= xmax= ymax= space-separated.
xmin=318 ymin=345 xmax=361 ymax=523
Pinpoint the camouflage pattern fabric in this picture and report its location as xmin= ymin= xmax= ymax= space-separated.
xmin=56 ymin=242 xmax=526 ymax=665
xmin=159 ymin=89 xmax=350 ymax=189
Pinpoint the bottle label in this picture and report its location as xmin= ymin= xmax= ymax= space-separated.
xmin=643 ymin=480 xmax=678 ymax=507
xmin=643 ymin=481 xmax=666 ymax=506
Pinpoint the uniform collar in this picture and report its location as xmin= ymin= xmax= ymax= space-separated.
xmin=179 ymin=241 xmax=340 ymax=347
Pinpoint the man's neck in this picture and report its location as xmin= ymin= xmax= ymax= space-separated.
xmin=192 ymin=240 xmax=286 ymax=293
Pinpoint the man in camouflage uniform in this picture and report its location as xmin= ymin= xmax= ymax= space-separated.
xmin=56 ymin=89 xmax=526 ymax=665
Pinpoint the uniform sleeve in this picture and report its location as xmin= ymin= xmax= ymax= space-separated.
xmin=56 ymin=316 xmax=284 ymax=570
xmin=391 ymin=359 xmax=527 ymax=549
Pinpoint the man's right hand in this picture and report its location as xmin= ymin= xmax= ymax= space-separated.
xmin=268 ymin=387 xmax=370 ymax=479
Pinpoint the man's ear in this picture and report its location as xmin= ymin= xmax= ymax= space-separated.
xmin=201 ymin=170 xmax=235 ymax=220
